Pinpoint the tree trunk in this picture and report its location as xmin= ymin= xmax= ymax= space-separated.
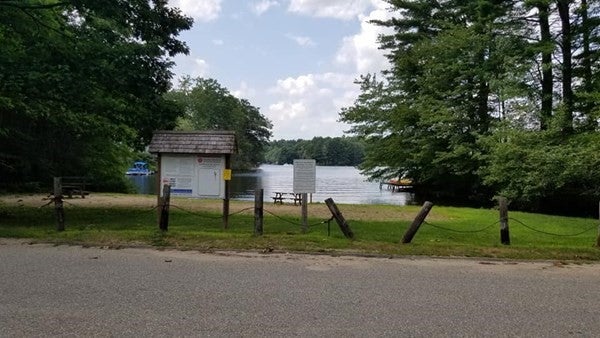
xmin=557 ymin=0 xmax=573 ymax=133
xmin=579 ymin=0 xmax=594 ymax=127
xmin=538 ymin=2 xmax=553 ymax=130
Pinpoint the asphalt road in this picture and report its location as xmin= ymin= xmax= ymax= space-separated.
xmin=1 ymin=239 xmax=600 ymax=337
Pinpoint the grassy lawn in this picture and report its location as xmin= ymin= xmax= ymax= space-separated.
xmin=1 ymin=193 xmax=599 ymax=261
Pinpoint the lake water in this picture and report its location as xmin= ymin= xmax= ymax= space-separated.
xmin=128 ymin=164 xmax=414 ymax=205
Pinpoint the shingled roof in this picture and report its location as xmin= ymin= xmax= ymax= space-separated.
xmin=148 ymin=131 xmax=237 ymax=154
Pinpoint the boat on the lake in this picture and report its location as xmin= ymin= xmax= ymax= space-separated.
xmin=380 ymin=178 xmax=413 ymax=191
xmin=125 ymin=161 xmax=154 ymax=175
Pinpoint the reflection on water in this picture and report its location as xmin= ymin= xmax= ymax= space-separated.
xmin=127 ymin=175 xmax=157 ymax=195
xmin=128 ymin=164 xmax=414 ymax=205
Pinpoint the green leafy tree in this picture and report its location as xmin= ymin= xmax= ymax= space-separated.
xmin=0 ymin=0 xmax=192 ymax=190
xmin=480 ymin=128 xmax=600 ymax=213
xmin=167 ymin=77 xmax=272 ymax=169
xmin=343 ymin=0 xmax=523 ymax=199
xmin=342 ymin=0 xmax=600 ymax=212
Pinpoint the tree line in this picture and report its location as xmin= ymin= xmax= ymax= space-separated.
xmin=341 ymin=0 xmax=600 ymax=215
xmin=264 ymin=137 xmax=365 ymax=166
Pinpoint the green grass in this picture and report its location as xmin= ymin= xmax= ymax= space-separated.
xmin=1 ymin=198 xmax=599 ymax=261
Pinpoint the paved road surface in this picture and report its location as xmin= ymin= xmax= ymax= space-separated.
xmin=1 ymin=239 xmax=600 ymax=337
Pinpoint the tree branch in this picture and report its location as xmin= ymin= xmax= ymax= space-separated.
xmin=0 ymin=1 xmax=70 ymax=10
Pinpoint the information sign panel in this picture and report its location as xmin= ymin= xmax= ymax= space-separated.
xmin=293 ymin=159 xmax=316 ymax=193
xmin=160 ymin=155 xmax=225 ymax=198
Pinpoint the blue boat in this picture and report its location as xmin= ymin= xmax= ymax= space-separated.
xmin=126 ymin=161 xmax=154 ymax=175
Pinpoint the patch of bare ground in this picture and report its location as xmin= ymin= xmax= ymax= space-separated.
xmin=0 ymin=193 xmax=438 ymax=222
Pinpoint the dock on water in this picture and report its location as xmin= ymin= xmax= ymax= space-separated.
xmin=380 ymin=179 xmax=413 ymax=192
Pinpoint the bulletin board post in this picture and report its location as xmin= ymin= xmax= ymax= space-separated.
xmin=293 ymin=159 xmax=316 ymax=233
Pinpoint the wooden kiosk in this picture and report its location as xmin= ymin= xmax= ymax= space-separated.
xmin=148 ymin=130 xmax=237 ymax=228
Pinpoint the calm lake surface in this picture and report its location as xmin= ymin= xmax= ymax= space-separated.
xmin=128 ymin=164 xmax=414 ymax=205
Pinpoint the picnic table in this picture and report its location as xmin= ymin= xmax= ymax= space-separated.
xmin=59 ymin=176 xmax=90 ymax=198
xmin=271 ymin=192 xmax=303 ymax=205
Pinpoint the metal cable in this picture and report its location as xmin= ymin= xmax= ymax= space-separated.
xmin=263 ymin=209 xmax=330 ymax=228
xmin=509 ymin=217 xmax=597 ymax=237
xmin=309 ymin=218 xmax=332 ymax=227
xmin=424 ymin=220 xmax=499 ymax=233
xmin=169 ymin=205 xmax=223 ymax=219
xmin=228 ymin=207 xmax=254 ymax=217
xmin=263 ymin=209 xmax=303 ymax=226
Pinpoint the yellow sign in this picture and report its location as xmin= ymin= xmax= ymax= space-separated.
xmin=223 ymin=169 xmax=232 ymax=181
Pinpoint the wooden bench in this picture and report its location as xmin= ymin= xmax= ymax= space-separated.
xmin=60 ymin=176 xmax=90 ymax=198
xmin=271 ymin=192 xmax=303 ymax=205
xmin=271 ymin=192 xmax=285 ymax=204
xmin=288 ymin=193 xmax=302 ymax=206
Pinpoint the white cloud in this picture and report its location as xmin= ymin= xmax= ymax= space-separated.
xmin=335 ymin=0 xmax=392 ymax=74
xmin=232 ymin=81 xmax=256 ymax=100
xmin=168 ymin=0 xmax=394 ymax=139
xmin=286 ymin=34 xmax=316 ymax=47
xmin=171 ymin=55 xmax=210 ymax=84
xmin=272 ymin=74 xmax=316 ymax=96
xmin=169 ymin=0 xmax=222 ymax=22
xmin=192 ymin=59 xmax=209 ymax=77
xmin=288 ymin=0 xmax=372 ymax=20
xmin=251 ymin=0 xmax=279 ymax=15
xmin=265 ymin=72 xmax=359 ymax=139
xmin=269 ymin=101 xmax=307 ymax=120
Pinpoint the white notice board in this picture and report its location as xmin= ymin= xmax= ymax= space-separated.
xmin=293 ymin=159 xmax=316 ymax=193
xmin=160 ymin=155 xmax=225 ymax=198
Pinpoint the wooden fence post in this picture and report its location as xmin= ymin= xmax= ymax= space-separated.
xmin=223 ymin=155 xmax=231 ymax=230
xmin=254 ymin=189 xmax=264 ymax=236
xmin=301 ymin=193 xmax=308 ymax=233
xmin=324 ymin=198 xmax=354 ymax=239
xmin=499 ymin=197 xmax=510 ymax=245
xmin=159 ymin=184 xmax=171 ymax=232
xmin=596 ymin=201 xmax=600 ymax=247
xmin=401 ymin=201 xmax=434 ymax=244
xmin=53 ymin=177 xmax=65 ymax=232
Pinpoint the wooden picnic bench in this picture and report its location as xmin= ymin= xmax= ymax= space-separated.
xmin=272 ymin=192 xmax=285 ymax=204
xmin=271 ymin=192 xmax=303 ymax=205
xmin=59 ymin=176 xmax=90 ymax=198
xmin=289 ymin=193 xmax=302 ymax=205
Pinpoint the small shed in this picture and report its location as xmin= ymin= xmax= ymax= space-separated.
xmin=149 ymin=130 xmax=237 ymax=227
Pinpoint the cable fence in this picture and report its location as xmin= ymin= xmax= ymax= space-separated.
xmin=423 ymin=220 xmax=500 ymax=234
xmin=170 ymin=204 xmax=233 ymax=220
xmin=159 ymin=202 xmax=335 ymax=234
xmin=422 ymin=218 xmax=596 ymax=237
xmin=24 ymin=195 xmax=600 ymax=245
xmin=35 ymin=194 xmax=335 ymax=234
xmin=263 ymin=209 xmax=331 ymax=228
xmin=509 ymin=217 xmax=598 ymax=237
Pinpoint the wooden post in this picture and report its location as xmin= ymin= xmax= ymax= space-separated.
xmin=53 ymin=177 xmax=65 ymax=232
xmin=401 ymin=201 xmax=434 ymax=244
xmin=596 ymin=202 xmax=600 ymax=247
xmin=301 ymin=193 xmax=308 ymax=233
xmin=324 ymin=198 xmax=354 ymax=239
xmin=499 ymin=197 xmax=510 ymax=245
xmin=156 ymin=155 xmax=162 ymax=216
xmin=223 ymin=155 xmax=231 ymax=229
xmin=159 ymin=184 xmax=170 ymax=231
xmin=254 ymin=189 xmax=264 ymax=236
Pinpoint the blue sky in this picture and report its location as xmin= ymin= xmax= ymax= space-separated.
xmin=169 ymin=0 xmax=393 ymax=140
